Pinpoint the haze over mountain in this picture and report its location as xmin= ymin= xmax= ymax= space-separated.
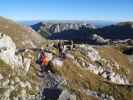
xmin=21 ymin=20 xmax=117 ymax=28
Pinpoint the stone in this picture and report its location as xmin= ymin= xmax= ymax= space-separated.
xmin=19 ymin=81 xmax=26 ymax=88
xmin=2 ymin=79 xmax=9 ymax=87
xmin=9 ymin=85 xmax=15 ymax=91
xmin=59 ymin=90 xmax=71 ymax=100
xmin=0 ymin=73 xmax=3 ymax=80
xmin=0 ymin=33 xmax=24 ymax=68
xmin=79 ymin=45 xmax=101 ymax=62
xmin=87 ymin=47 xmax=100 ymax=62
xmin=45 ymin=53 xmax=53 ymax=61
xmin=65 ymin=53 xmax=74 ymax=60
xmin=70 ymin=94 xmax=76 ymax=100
xmin=52 ymin=58 xmax=64 ymax=67
xmin=3 ymin=88 xmax=11 ymax=98
xmin=14 ymin=77 xmax=21 ymax=83
xmin=23 ymin=58 xmax=31 ymax=73
xmin=25 ymin=81 xmax=32 ymax=89
xmin=91 ymin=34 xmax=109 ymax=44
xmin=59 ymin=90 xmax=76 ymax=100
xmin=20 ymin=89 xmax=26 ymax=97
xmin=10 ymin=80 xmax=15 ymax=85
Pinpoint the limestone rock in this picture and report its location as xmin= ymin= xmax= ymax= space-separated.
xmin=0 ymin=73 xmax=3 ymax=80
xmin=14 ymin=77 xmax=21 ymax=83
xmin=52 ymin=58 xmax=64 ymax=67
xmin=2 ymin=79 xmax=9 ymax=87
xmin=0 ymin=33 xmax=23 ymax=68
xmin=65 ymin=53 xmax=74 ymax=60
xmin=59 ymin=90 xmax=76 ymax=100
xmin=45 ymin=52 xmax=53 ymax=61
xmin=23 ymin=58 xmax=31 ymax=73
xmin=20 ymin=89 xmax=27 ymax=97
xmin=79 ymin=45 xmax=101 ymax=61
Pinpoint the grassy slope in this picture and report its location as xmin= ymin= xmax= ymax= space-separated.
xmin=0 ymin=59 xmax=11 ymax=78
xmin=98 ymin=47 xmax=133 ymax=82
xmin=98 ymin=47 xmax=130 ymax=68
xmin=0 ymin=16 xmax=45 ymax=48
xmin=0 ymin=55 xmax=41 ymax=96
xmin=54 ymin=59 xmax=133 ymax=100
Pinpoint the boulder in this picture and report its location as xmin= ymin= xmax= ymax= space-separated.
xmin=0 ymin=74 xmax=3 ymax=80
xmin=59 ymin=90 xmax=76 ymax=100
xmin=87 ymin=47 xmax=101 ymax=62
xmin=20 ymin=89 xmax=27 ymax=97
xmin=14 ymin=77 xmax=21 ymax=83
xmin=0 ymin=33 xmax=23 ymax=68
xmin=52 ymin=58 xmax=64 ymax=68
xmin=23 ymin=58 xmax=31 ymax=73
xmin=79 ymin=45 xmax=101 ymax=62
xmin=65 ymin=53 xmax=74 ymax=60
xmin=2 ymin=79 xmax=9 ymax=87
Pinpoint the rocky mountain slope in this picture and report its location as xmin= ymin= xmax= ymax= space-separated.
xmin=0 ymin=32 xmax=133 ymax=100
xmin=31 ymin=22 xmax=96 ymax=38
xmin=97 ymin=22 xmax=133 ymax=40
xmin=31 ymin=21 xmax=133 ymax=44
xmin=0 ymin=33 xmax=41 ymax=100
xmin=0 ymin=17 xmax=45 ymax=48
xmin=31 ymin=21 xmax=96 ymax=33
xmin=0 ymin=17 xmax=133 ymax=100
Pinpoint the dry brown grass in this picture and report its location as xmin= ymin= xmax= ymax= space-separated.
xmin=97 ymin=47 xmax=133 ymax=83
xmin=97 ymin=47 xmax=131 ymax=75
xmin=53 ymin=58 xmax=133 ymax=100
xmin=0 ymin=59 xmax=12 ymax=78
xmin=98 ymin=47 xmax=130 ymax=69
xmin=0 ymin=16 xmax=45 ymax=48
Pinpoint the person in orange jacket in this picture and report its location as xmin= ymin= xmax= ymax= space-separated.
xmin=38 ymin=47 xmax=49 ymax=73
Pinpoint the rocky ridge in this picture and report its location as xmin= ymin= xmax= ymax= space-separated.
xmin=31 ymin=22 xmax=96 ymax=33
xmin=31 ymin=21 xmax=133 ymax=45
xmin=0 ymin=33 xmax=133 ymax=100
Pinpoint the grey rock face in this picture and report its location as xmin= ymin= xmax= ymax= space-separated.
xmin=59 ymin=90 xmax=76 ymax=100
xmin=32 ymin=22 xmax=95 ymax=33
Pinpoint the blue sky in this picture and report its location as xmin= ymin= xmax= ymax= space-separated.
xmin=0 ymin=0 xmax=133 ymax=21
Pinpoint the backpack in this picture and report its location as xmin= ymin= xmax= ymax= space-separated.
xmin=42 ymin=57 xmax=49 ymax=65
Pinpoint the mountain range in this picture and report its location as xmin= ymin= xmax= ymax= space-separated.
xmin=29 ymin=21 xmax=133 ymax=45
xmin=21 ymin=20 xmax=116 ymax=27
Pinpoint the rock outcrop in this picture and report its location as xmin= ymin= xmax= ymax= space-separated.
xmin=0 ymin=17 xmax=45 ymax=48
xmin=0 ymin=33 xmax=31 ymax=71
xmin=31 ymin=22 xmax=96 ymax=33
xmin=0 ymin=33 xmax=40 ymax=100
xmin=77 ymin=44 xmax=129 ymax=84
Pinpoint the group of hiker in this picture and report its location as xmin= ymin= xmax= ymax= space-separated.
xmin=36 ymin=40 xmax=67 ymax=73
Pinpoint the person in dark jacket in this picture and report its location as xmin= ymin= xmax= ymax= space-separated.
xmin=58 ymin=41 xmax=65 ymax=58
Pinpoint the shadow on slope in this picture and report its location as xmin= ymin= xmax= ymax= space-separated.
xmin=97 ymin=24 xmax=133 ymax=40
xmin=48 ymin=28 xmax=99 ymax=44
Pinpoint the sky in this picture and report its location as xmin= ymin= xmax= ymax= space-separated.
xmin=0 ymin=0 xmax=133 ymax=21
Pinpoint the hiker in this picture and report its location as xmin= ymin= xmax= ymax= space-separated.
xmin=58 ymin=41 xmax=65 ymax=58
xmin=70 ymin=40 xmax=73 ymax=50
xmin=37 ymin=47 xmax=49 ymax=72
xmin=36 ymin=47 xmax=44 ymax=64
